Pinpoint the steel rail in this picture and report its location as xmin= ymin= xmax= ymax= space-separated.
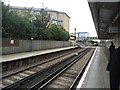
xmin=29 ymin=49 xmax=90 ymax=90
xmin=2 ymin=49 xmax=78 ymax=79
xmin=2 ymin=47 xmax=80 ymax=79
xmin=69 ymin=49 xmax=94 ymax=90
xmin=2 ymin=48 xmax=84 ymax=90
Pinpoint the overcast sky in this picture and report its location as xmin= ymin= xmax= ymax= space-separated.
xmin=3 ymin=0 xmax=97 ymax=37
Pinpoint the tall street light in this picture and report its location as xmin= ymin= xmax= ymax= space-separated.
xmin=74 ymin=28 xmax=76 ymax=40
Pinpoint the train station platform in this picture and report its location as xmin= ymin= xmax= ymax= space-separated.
xmin=2 ymin=46 xmax=78 ymax=63
xmin=77 ymin=47 xmax=110 ymax=89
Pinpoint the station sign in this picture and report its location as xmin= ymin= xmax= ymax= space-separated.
xmin=108 ymin=27 xmax=120 ymax=33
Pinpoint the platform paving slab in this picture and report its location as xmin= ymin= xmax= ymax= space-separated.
xmin=77 ymin=47 xmax=110 ymax=89
xmin=1 ymin=46 xmax=77 ymax=63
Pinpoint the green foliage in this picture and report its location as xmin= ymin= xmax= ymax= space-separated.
xmin=2 ymin=2 xmax=70 ymax=41
xmin=85 ymin=42 xmax=92 ymax=46
xmin=2 ymin=2 xmax=11 ymax=38
xmin=33 ymin=8 xmax=51 ymax=40
xmin=49 ymin=25 xmax=70 ymax=41
xmin=34 ymin=8 xmax=50 ymax=28
xmin=64 ymin=31 xmax=70 ymax=41
xmin=87 ymin=40 xmax=94 ymax=44
xmin=34 ymin=27 xmax=51 ymax=40
xmin=2 ymin=2 xmax=33 ymax=39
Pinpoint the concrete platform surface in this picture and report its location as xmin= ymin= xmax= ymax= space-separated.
xmin=77 ymin=47 xmax=110 ymax=89
xmin=2 ymin=46 xmax=77 ymax=63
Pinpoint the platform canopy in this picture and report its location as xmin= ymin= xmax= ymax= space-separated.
xmin=88 ymin=0 xmax=120 ymax=39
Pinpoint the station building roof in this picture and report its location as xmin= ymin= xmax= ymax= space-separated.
xmin=88 ymin=0 xmax=120 ymax=39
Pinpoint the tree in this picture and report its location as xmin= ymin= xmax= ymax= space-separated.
xmin=48 ymin=25 xmax=70 ymax=41
xmin=2 ymin=2 xmax=11 ymax=38
xmin=64 ymin=31 xmax=70 ymax=41
xmin=2 ymin=2 xmax=70 ymax=41
xmin=34 ymin=8 xmax=50 ymax=28
xmin=33 ymin=8 xmax=51 ymax=40
xmin=2 ymin=2 xmax=35 ymax=39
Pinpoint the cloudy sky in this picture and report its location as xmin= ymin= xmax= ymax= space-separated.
xmin=3 ymin=0 xmax=97 ymax=37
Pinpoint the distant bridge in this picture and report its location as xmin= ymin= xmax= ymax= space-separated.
xmin=70 ymin=35 xmax=98 ymax=41
xmin=87 ymin=37 xmax=98 ymax=40
xmin=76 ymin=37 xmax=99 ymax=42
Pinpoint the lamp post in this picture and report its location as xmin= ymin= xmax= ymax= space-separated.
xmin=30 ymin=19 xmax=34 ymax=51
xmin=74 ymin=28 xmax=76 ymax=40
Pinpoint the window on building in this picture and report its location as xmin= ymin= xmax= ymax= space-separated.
xmin=52 ymin=16 xmax=57 ymax=20
xmin=52 ymin=21 xmax=57 ymax=25
xmin=47 ymin=12 xmax=50 ymax=14
xmin=58 ymin=17 xmax=63 ymax=21
xmin=58 ymin=22 xmax=63 ymax=26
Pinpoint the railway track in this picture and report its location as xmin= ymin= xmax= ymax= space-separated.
xmin=1 ymin=48 xmax=83 ymax=89
xmin=42 ymin=49 xmax=95 ymax=90
xmin=2 ymin=48 xmax=95 ymax=90
xmin=2 ymin=47 xmax=80 ymax=76
xmin=29 ymin=48 xmax=95 ymax=90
